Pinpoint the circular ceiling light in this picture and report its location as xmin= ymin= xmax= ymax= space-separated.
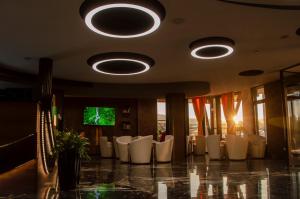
xmin=218 ymin=0 xmax=300 ymax=10
xmin=190 ymin=37 xmax=235 ymax=59
xmin=79 ymin=0 xmax=166 ymax=38
xmin=239 ymin=70 xmax=264 ymax=76
xmin=87 ymin=52 xmax=155 ymax=75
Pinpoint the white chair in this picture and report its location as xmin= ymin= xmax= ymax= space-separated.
xmin=226 ymin=134 xmax=248 ymax=160
xmin=248 ymin=135 xmax=266 ymax=158
xmin=116 ymin=136 xmax=132 ymax=163
xmin=186 ymin=135 xmax=193 ymax=155
xmin=113 ymin=136 xmax=119 ymax=159
xmin=194 ymin=135 xmax=206 ymax=155
xmin=100 ymin=136 xmax=113 ymax=158
xmin=291 ymin=149 xmax=300 ymax=166
xmin=154 ymin=135 xmax=174 ymax=163
xmin=206 ymin=134 xmax=223 ymax=160
xmin=129 ymin=135 xmax=153 ymax=164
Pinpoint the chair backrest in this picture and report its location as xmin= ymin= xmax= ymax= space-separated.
xmin=248 ymin=134 xmax=266 ymax=144
xmin=117 ymin=136 xmax=132 ymax=144
xmin=195 ymin=135 xmax=205 ymax=143
xmin=206 ymin=134 xmax=220 ymax=147
xmin=206 ymin=134 xmax=221 ymax=159
xmin=129 ymin=135 xmax=153 ymax=164
xmin=116 ymin=136 xmax=132 ymax=162
xmin=155 ymin=135 xmax=174 ymax=162
xmin=165 ymin=135 xmax=174 ymax=142
xmin=113 ymin=136 xmax=119 ymax=158
xmin=100 ymin=136 xmax=108 ymax=144
xmin=130 ymin=135 xmax=153 ymax=144
xmin=194 ymin=135 xmax=206 ymax=155
xmin=164 ymin=135 xmax=174 ymax=150
xmin=226 ymin=134 xmax=248 ymax=160
xmin=227 ymin=134 xmax=248 ymax=145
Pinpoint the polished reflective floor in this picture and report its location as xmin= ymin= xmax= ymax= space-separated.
xmin=1 ymin=156 xmax=300 ymax=198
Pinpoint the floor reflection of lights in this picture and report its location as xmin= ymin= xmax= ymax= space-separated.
xmin=2 ymin=157 xmax=300 ymax=198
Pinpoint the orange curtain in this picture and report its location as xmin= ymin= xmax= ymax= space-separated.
xmin=221 ymin=92 xmax=235 ymax=134
xmin=192 ymin=97 xmax=206 ymax=136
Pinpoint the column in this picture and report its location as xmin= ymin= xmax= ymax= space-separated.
xmin=166 ymin=93 xmax=187 ymax=162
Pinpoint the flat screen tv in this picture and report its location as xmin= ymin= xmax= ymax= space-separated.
xmin=83 ymin=107 xmax=115 ymax=126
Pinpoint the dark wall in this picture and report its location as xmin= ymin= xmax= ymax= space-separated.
xmin=265 ymin=81 xmax=287 ymax=159
xmin=137 ymin=99 xmax=157 ymax=138
xmin=0 ymin=101 xmax=36 ymax=173
xmin=0 ymin=101 xmax=36 ymax=145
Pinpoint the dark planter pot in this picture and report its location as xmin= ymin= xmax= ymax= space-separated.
xmin=58 ymin=149 xmax=81 ymax=191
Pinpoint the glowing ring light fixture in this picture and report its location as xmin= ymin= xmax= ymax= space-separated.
xmin=190 ymin=37 xmax=235 ymax=60
xmin=87 ymin=52 xmax=155 ymax=75
xmin=80 ymin=0 xmax=166 ymax=38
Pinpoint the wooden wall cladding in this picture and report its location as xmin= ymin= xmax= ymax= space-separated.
xmin=0 ymin=101 xmax=36 ymax=145
xmin=137 ymin=98 xmax=157 ymax=138
xmin=265 ymin=81 xmax=288 ymax=160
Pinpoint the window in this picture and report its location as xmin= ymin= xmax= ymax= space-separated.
xmin=157 ymin=99 xmax=166 ymax=134
xmin=188 ymin=99 xmax=213 ymax=136
xmin=220 ymin=94 xmax=243 ymax=138
xmin=205 ymin=103 xmax=211 ymax=134
xmin=234 ymin=101 xmax=243 ymax=133
xmin=253 ymin=86 xmax=267 ymax=138
xmin=188 ymin=99 xmax=198 ymax=136
xmin=220 ymin=103 xmax=227 ymax=138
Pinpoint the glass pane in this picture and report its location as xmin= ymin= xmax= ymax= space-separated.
xmin=234 ymin=101 xmax=243 ymax=132
xmin=188 ymin=101 xmax=198 ymax=136
xmin=205 ymin=103 xmax=211 ymax=135
xmin=157 ymin=101 xmax=166 ymax=133
xmin=256 ymin=103 xmax=267 ymax=138
xmin=220 ymin=104 xmax=227 ymax=138
xmin=213 ymin=98 xmax=217 ymax=134
xmin=290 ymin=100 xmax=300 ymax=148
xmin=256 ymin=87 xmax=265 ymax=101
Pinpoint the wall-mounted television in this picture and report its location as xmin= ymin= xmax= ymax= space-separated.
xmin=83 ymin=107 xmax=116 ymax=126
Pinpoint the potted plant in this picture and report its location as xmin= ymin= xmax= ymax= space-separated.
xmin=53 ymin=130 xmax=90 ymax=191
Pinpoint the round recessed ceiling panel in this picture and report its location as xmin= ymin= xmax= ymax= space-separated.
xmin=79 ymin=0 xmax=166 ymax=38
xmin=87 ymin=52 xmax=155 ymax=75
xmin=239 ymin=70 xmax=264 ymax=76
xmin=190 ymin=37 xmax=235 ymax=60
xmin=218 ymin=0 xmax=300 ymax=10
xmin=296 ymin=28 xmax=300 ymax=36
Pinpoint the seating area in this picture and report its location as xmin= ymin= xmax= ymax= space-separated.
xmin=188 ymin=134 xmax=267 ymax=161
xmin=102 ymin=135 xmax=174 ymax=164
xmin=99 ymin=132 xmax=267 ymax=164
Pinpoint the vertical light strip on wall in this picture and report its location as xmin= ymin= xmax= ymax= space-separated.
xmin=40 ymin=110 xmax=49 ymax=174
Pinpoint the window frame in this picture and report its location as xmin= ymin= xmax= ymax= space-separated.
xmin=252 ymin=86 xmax=267 ymax=138
xmin=157 ymin=99 xmax=166 ymax=134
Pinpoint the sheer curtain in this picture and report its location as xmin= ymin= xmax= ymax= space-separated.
xmin=221 ymin=92 xmax=235 ymax=135
xmin=192 ymin=97 xmax=206 ymax=136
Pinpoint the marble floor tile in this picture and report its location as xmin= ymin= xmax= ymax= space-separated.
xmin=1 ymin=156 xmax=300 ymax=198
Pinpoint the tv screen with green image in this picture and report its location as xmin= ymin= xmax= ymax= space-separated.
xmin=83 ymin=107 xmax=115 ymax=126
